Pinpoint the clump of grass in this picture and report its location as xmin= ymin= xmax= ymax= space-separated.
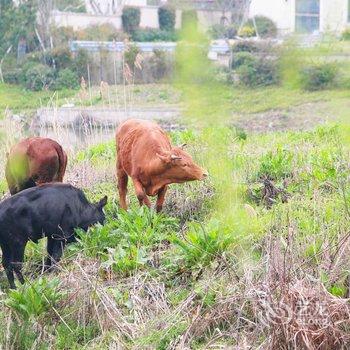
xmin=170 ymin=220 xmax=237 ymax=270
xmin=75 ymin=206 xmax=178 ymax=275
xmin=256 ymin=146 xmax=293 ymax=181
xmin=5 ymin=277 xmax=62 ymax=321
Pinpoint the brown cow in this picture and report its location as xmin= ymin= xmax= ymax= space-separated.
xmin=5 ymin=137 xmax=68 ymax=195
xmin=116 ymin=119 xmax=208 ymax=212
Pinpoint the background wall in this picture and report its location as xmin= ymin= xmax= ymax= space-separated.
xmin=51 ymin=10 xmax=122 ymax=30
xmin=51 ymin=8 xmax=231 ymax=31
xmin=320 ymin=0 xmax=348 ymax=33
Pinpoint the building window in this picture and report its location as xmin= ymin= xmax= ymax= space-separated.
xmin=295 ymin=0 xmax=320 ymax=33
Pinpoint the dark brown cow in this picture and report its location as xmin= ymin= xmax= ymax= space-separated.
xmin=5 ymin=137 xmax=68 ymax=195
xmin=116 ymin=119 xmax=208 ymax=212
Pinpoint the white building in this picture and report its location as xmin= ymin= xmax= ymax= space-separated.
xmin=84 ymin=0 xmax=166 ymax=14
xmin=250 ymin=0 xmax=349 ymax=35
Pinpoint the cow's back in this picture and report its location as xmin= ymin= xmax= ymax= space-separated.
xmin=6 ymin=138 xmax=67 ymax=194
xmin=0 ymin=184 xmax=88 ymax=243
xmin=116 ymin=119 xmax=171 ymax=175
xmin=26 ymin=138 xmax=61 ymax=182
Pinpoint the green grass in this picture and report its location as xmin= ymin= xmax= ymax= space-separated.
xmin=0 ymin=123 xmax=349 ymax=349
xmin=0 ymin=83 xmax=76 ymax=114
xmin=1 ymin=49 xmax=350 ymax=347
xmin=228 ymin=86 xmax=350 ymax=114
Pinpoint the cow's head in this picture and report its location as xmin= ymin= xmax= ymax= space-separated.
xmin=93 ymin=195 xmax=108 ymax=225
xmin=156 ymin=145 xmax=208 ymax=183
xmin=78 ymin=196 xmax=108 ymax=233
xmin=82 ymin=195 xmax=108 ymax=230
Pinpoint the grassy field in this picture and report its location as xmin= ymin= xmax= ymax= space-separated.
xmin=0 ymin=77 xmax=350 ymax=349
xmin=0 ymin=84 xmax=76 ymax=115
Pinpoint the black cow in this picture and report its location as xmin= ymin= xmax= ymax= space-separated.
xmin=0 ymin=183 xmax=107 ymax=289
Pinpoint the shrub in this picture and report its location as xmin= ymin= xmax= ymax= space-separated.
xmin=21 ymin=51 xmax=43 ymax=65
xmin=124 ymin=44 xmax=141 ymax=70
xmin=213 ymin=66 xmax=233 ymax=84
xmin=150 ymin=49 xmax=171 ymax=80
xmin=237 ymin=57 xmax=279 ymax=87
xmin=72 ymin=48 xmax=90 ymax=80
xmin=45 ymin=46 xmax=73 ymax=70
xmin=131 ymin=29 xmax=178 ymax=42
xmin=300 ymin=63 xmax=338 ymax=91
xmin=52 ymin=24 xmax=128 ymax=43
xmin=16 ymin=61 xmax=37 ymax=85
xmin=53 ymin=68 xmax=79 ymax=90
xmin=51 ymin=25 xmax=78 ymax=47
xmin=246 ymin=16 xmax=277 ymax=38
xmin=158 ymin=5 xmax=176 ymax=31
xmin=231 ymin=40 xmax=261 ymax=53
xmin=341 ymin=28 xmax=350 ymax=40
xmin=209 ymin=24 xmax=237 ymax=39
xmin=231 ymin=51 xmax=256 ymax=69
xmin=122 ymin=7 xmax=141 ymax=34
xmin=76 ymin=24 xmax=129 ymax=41
xmin=238 ymin=25 xmax=256 ymax=37
xmin=3 ymin=68 xmax=22 ymax=84
xmin=25 ymin=64 xmax=56 ymax=91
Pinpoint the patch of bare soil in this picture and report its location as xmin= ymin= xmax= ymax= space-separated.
xmin=233 ymin=102 xmax=334 ymax=133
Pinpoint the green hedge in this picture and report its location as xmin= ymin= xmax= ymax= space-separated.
xmin=122 ymin=7 xmax=141 ymax=34
xmin=158 ymin=6 xmax=176 ymax=31
xmin=131 ymin=29 xmax=178 ymax=42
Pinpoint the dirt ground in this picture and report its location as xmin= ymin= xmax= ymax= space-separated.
xmin=233 ymin=101 xmax=339 ymax=134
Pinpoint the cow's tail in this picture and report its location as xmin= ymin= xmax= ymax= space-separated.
xmin=53 ymin=143 xmax=68 ymax=182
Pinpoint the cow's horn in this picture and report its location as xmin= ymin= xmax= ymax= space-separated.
xmin=179 ymin=143 xmax=187 ymax=149
xmin=171 ymin=154 xmax=182 ymax=160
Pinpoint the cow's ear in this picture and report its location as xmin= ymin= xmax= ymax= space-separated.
xmin=96 ymin=196 xmax=108 ymax=209
xmin=156 ymin=152 xmax=171 ymax=163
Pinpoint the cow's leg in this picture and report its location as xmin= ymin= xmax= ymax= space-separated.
xmin=156 ymin=185 xmax=168 ymax=213
xmin=45 ymin=237 xmax=65 ymax=271
xmin=117 ymin=167 xmax=129 ymax=210
xmin=56 ymin=150 xmax=68 ymax=182
xmin=1 ymin=244 xmax=15 ymax=289
xmin=132 ymin=178 xmax=151 ymax=208
xmin=12 ymin=244 xmax=25 ymax=285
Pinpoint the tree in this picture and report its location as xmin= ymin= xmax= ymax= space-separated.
xmin=54 ymin=0 xmax=86 ymax=12
xmin=214 ymin=0 xmax=252 ymax=27
xmin=85 ymin=0 xmax=123 ymax=15
xmin=0 ymin=0 xmax=37 ymax=81
xmin=0 ymin=0 xmax=37 ymax=58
